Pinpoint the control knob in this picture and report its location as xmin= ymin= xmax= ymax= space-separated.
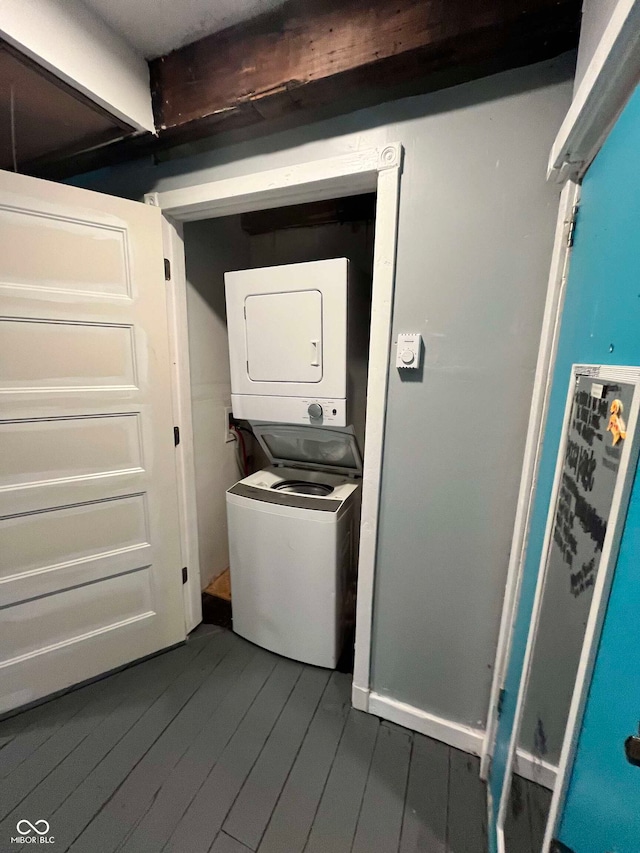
xmin=308 ymin=403 xmax=323 ymax=419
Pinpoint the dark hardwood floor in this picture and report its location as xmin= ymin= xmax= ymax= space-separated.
xmin=0 ymin=626 xmax=489 ymax=852
xmin=504 ymin=773 xmax=553 ymax=853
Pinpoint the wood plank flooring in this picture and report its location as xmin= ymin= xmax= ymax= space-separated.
xmin=0 ymin=626 xmax=489 ymax=853
xmin=504 ymin=774 xmax=553 ymax=853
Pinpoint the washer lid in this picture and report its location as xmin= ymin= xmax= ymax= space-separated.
xmin=251 ymin=423 xmax=362 ymax=475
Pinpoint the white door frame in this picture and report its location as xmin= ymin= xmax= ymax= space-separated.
xmin=145 ymin=145 xmax=403 ymax=691
xmin=480 ymin=181 xmax=580 ymax=780
xmin=548 ymin=0 xmax=640 ymax=183
xmin=496 ymin=365 xmax=640 ymax=853
xmin=159 ymin=215 xmax=201 ymax=633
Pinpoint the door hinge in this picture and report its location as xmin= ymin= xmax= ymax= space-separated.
xmin=497 ymin=688 xmax=507 ymax=718
xmin=182 ymin=566 xmax=188 ymax=584
xmin=164 ymin=258 xmax=171 ymax=280
xmin=174 ymin=426 xmax=180 ymax=446
xmin=566 ymin=204 xmax=579 ymax=248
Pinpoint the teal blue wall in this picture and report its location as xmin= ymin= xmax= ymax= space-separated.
xmin=490 ymin=82 xmax=640 ymax=849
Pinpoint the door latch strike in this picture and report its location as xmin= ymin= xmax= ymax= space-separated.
xmin=182 ymin=567 xmax=188 ymax=584
xmin=174 ymin=426 xmax=180 ymax=446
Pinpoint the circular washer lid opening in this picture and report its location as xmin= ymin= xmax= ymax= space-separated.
xmin=271 ymin=479 xmax=334 ymax=496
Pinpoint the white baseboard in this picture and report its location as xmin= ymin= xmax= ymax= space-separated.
xmin=514 ymin=747 xmax=557 ymax=790
xmin=367 ymin=691 xmax=484 ymax=755
xmin=351 ymin=683 xmax=369 ymax=711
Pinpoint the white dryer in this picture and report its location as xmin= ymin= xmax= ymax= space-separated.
xmin=226 ymin=423 xmax=362 ymax=669
xmin=225 ymin=258 xmax=369 ymax=428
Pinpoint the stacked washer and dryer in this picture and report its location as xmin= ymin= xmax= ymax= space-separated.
xmin=224 ymin=257 xmax=370 ymax=668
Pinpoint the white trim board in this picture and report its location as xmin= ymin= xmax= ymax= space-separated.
xmin=147 ymin=145 xmax=403 ymax=682
xmin=368 ymin=692 xmax=485 ymax=755
xmin=480 ymin=182 xmax=580 ymax=780
xmin=160 ymin=216 xmax=201 ymax=634
xmin=351 ymin=683 xmax=369 ymax=712
xmin=549 ymin=0 xmax=640 ymax=182
xmin=495 ymin=365 xmax=640 ymax=853
xmin=351 ymin=153 xmax=402 ymax=707
xmin=0 ymin=0 xmax=155 ymax=132
xmin=151 ymin=148 xmax=385 ymax=221
xmin=514 ymin=748 xmax=557 ymax=791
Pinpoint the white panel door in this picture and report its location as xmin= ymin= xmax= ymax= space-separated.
xmin=245 ymin=290 xmax=323 ymax=383
xmin=0 ymin=169 xmax=185 ymax=714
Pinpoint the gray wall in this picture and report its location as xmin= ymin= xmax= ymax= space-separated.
xmin=74 ymin=55 xmax=574 ymax=732
xmin=183 ymin=216 xmax=250 ymax=589
xmin=367 ymin=62 xmax=574 ymax=730
xmin=575 ymin=0 xmax=619 ymax=92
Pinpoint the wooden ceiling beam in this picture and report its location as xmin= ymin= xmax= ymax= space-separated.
xmin=29 ymin=0 xmax=581 ymax=180
xmin=150 ymin=0 xmax=581 ymax=146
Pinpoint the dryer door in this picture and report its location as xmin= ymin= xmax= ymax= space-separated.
xmin=245 ymin=289 xmax=322 ymax=383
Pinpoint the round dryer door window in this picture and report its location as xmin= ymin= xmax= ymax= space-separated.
xmin=271 ymin=480 xmax=334 ymax=496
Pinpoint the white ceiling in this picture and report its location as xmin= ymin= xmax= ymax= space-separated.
xmin=82 ymin=0 xmax=288 ymax=59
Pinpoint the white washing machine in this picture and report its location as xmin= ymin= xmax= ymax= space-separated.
xmin=226 ymin=423 xmax=362 ymax=668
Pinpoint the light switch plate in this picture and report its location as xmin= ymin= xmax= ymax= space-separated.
xmin=396 ymin=333 xmax=422 ymax=369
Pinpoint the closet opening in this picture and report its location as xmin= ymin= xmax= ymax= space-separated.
xmin=182 ymin=192 xmax=376 ymax=673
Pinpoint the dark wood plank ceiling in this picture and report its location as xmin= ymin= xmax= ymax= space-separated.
xmin=150 ymin=0 xmax=581 ymax=146
xmin=14 ymin=0 xmax=582 ymax=179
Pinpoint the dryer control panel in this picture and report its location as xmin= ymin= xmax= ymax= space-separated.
xmin=231 ymin=394 xmax=347 ymax=426
xmin=304 ymin=399 xmax=345 ymax=425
